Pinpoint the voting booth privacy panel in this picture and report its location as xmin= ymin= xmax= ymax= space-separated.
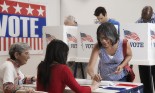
xmin=120 ymin=23 xmax=155 ymax=65
xmin=42 ymin=25 xmax=99 ymax=62
xmin=43 ymin=26 xmax=78 ymax=61
xmin=76 ymin=25 xmax=99 ymax=62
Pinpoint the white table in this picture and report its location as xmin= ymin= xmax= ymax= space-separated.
xmin=64 ymin=79 xmax=143 ymax=93
xmin=23 ymin=79 xmax=143 ymax=93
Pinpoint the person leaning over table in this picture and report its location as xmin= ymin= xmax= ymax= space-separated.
xmin=136 ymin=6 xmax=155 ymax=93
xmin=36 ymin=39 xmax=100 ymax=93
xmin=87 ymin=22 xmax=132 ymax=82
xmin=0 ymin=42 xmax=36 ymax=93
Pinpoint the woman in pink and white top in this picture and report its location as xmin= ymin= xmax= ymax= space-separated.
xmin=0 ymin=42 xmax=36 ymax=93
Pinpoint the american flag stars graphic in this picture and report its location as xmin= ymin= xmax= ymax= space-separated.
xmin=80 ymin=33 xmax=93 ymax=42
xmin=67 ymin=33 xmax=77 ymax=43
xmin=124 ymin=30 xmax=140 ymax=41
xmin=0 ymin=0 xmax=46 ymax=17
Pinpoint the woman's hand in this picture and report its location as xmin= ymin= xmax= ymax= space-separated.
xmin=115 ymin=65 xmax=123 ymax=74
xmin=17 ymin=87 xmax=35 ymax=93
xmin=91 ymin=74 xmax=102 ymax=82
xmin=90 ymin=80 xmax=100 ymax=91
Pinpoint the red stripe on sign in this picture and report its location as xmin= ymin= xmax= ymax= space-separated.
xmin=37 ymin=38 xmax=39 ymax=50
xmin=4 ymin=38 xmax=6 ymax=51
xmin=8 ymin=38 xmax=11 ymax=50
xmin=41 ymin=38 xmax=43 ymax=49
xmin=0 ymin=37 xmax=2 ymax=51
xmin=13 ymin=38 xmax=15 ymax=43
xmin=26 ymin=38 xmax=28 ymax=43
xmin=34 ymin=38 xmax=36 ymax=50
xmin=30 ymin=38 xmax=32 ymax=49
xmin=22 ymin=38 xmax=24 ymax=42
xmin=17 ymin=38 xmax=19 ymax=42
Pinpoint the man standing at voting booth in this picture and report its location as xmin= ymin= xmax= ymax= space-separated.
xmin=136 ymin=6 xmax=155 ymax=93
xmin=94 ymin=6 xmax=120 ymax=34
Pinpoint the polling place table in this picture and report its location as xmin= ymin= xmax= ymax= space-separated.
xmin=64 ymin=79 xmax=143 ymax=93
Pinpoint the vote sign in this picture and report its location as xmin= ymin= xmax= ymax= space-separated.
xmin=0 ymin=0 xmax=46 ymax=55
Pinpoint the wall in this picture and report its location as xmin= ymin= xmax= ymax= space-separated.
xmin=61 ymin=0 xmax=155 ymax=25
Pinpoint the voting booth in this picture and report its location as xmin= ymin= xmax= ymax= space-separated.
xmin=76 ymin=25 xmax=99 ymax=62
xmin=42 ymin=26 xmax=78 ymax=62
xmin=120 ymin=23 xmax=155 ymax=65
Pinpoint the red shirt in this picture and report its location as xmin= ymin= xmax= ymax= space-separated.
xmin=37 ymin=64 xmax=91 ymax=93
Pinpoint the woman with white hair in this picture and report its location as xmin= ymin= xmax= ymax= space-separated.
xmin=0 ymin=42 xmax=36 ymax=93
xmin=64 ymin=15 xmax=78 ymax=26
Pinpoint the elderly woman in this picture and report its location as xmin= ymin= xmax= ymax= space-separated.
xmin=0 ymin=42 xmax=36 ymax=93
xmin=64 ymin=15 xmax=78 ymax=26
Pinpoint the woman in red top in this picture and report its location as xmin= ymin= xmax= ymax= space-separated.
xmin=37 ymin=39 xmax=99 ymax=93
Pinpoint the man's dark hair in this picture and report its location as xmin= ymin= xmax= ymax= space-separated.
xmin=141 ymin=6 xmax=153 ymax=22
xmin=94 ymin=6 xmax=107 ymax=16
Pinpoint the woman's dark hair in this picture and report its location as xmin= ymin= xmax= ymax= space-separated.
xmin=37 ymin=39 xmax=69 ymax=90
xmin=97 ymin=22 xmax=119 ymax=48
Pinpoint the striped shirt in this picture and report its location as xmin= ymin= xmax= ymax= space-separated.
xmin=136 ymin=13 xmax=155 ymax=23
xmin=98 ymin=39 xmax=127 ymax=81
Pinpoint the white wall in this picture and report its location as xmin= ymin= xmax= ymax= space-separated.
xmin=61 ymin=0 xmax=155 ymax=25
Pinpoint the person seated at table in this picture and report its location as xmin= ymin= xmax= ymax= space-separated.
xmin=87 ymin=22 xmax=132 ymax=82
xmin=37 ymin=39 xmax=100 ymax=93
xmin=0 ymin=42 xmax=36 ymax=93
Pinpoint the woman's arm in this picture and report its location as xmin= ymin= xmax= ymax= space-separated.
xmin=3 ymin=82 xmax=35 ymax=93
xmin=115 ymin=41 xmax=132 ymax=73
xmin=63 ymin=66 xmax=100 ymax=93
xmin=3 ymin=82 xmax=20 ymax=93
xmin=86 ymin=44 xmax=102 ymax=81
xmin=121 ymin=41 xmax=132 ymax=67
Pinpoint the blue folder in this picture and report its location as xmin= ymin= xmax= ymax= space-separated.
xmin=99 ymin=86 xmax=126 ymax=91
